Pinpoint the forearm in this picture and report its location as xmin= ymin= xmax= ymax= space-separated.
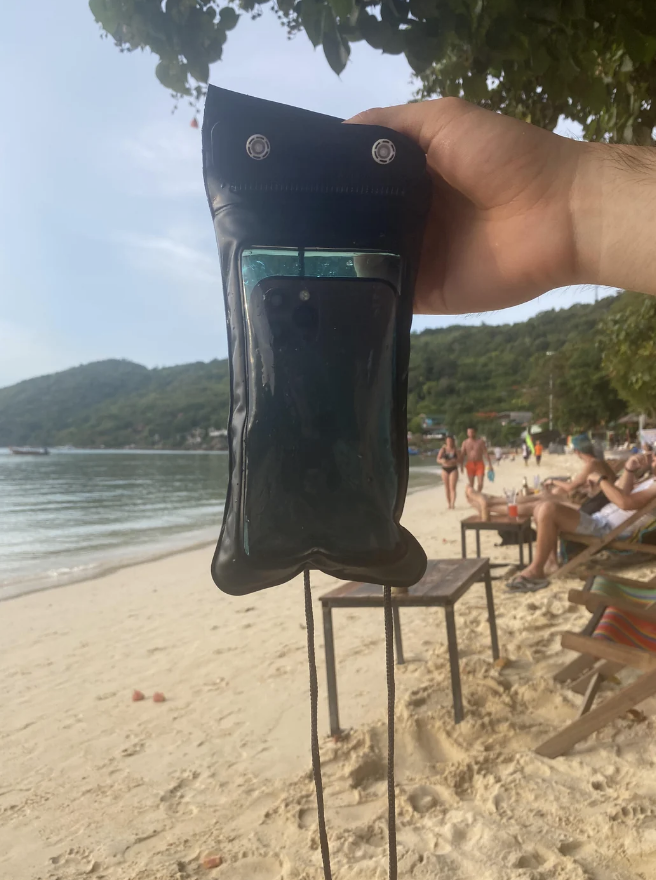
xmin=547 ymin=478 xmax=573 ymax=494
xmin=572 ymin=143 xmax=656 ymax=295
xmin=598 ymin=479 xmax=637 ymax=510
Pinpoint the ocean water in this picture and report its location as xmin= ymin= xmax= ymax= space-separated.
xmin=0 ymin=449 xmax=440 ymax=600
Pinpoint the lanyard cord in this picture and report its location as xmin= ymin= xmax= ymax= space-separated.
xmin=383 ymin=584 xmax=398 ymax=880
xmin=304 ymin=570 xmax=397 ymax=880
xmin=304 ymin=569 xmax=333 ymax=879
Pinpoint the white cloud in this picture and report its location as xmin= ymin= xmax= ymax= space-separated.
xmin=115 ymin=223 xmax=225 ymax=322
xmin=111 ymin=120 xmax=204 ymax=198
xmin=119 ymin=229 xmax=219 ymax=283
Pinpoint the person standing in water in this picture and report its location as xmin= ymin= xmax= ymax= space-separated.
xmin=461 ymin=427 xmax=493 ymax=492
xmin=437 ymin=435 xmax=462 ymax=509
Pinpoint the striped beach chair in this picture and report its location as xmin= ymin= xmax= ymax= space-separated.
xmin=536 ymin=573 xmax=656 ymax=757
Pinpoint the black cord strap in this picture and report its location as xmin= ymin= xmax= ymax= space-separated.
xmin=304 ymin=571 xmax=397 ymax=880
xmin=383 ymin=585 xmax=398 ymax=880
xmin=304 ymin=569 xmax=333 ymax=879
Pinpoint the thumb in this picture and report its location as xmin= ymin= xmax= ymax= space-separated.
xmin=344 ymin=104 xmax=429 ymax=146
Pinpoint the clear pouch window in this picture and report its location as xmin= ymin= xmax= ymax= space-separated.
xmin=239 ymin=250 xmax=402 ymax=561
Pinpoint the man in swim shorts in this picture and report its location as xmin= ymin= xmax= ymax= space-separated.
xmin=461 ymin=427 xmax=493 ymax=492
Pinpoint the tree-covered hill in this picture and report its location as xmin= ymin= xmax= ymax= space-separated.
xmin=0 ymin=359 xmax=230 ymax=449
xmin=409 ymin=295 xmax=621 ymax=438
xmin=2 ymin=293 xmax=648 ymax=449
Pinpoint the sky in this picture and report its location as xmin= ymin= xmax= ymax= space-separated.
xmin=0 ymin=3 xmax=615 ymax=389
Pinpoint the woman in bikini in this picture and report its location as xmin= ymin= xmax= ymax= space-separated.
xmin=437 ymin=435 xmax=462 ymax=510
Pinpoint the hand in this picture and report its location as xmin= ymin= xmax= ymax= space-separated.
xmin=347 ymin=98 xmax=656 ymax=313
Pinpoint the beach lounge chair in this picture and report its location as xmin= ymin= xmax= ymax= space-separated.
xmin=556 ymin=494 xmax=656 ymax=580
xmin=536 ymin=572 xmax=656 ymax=758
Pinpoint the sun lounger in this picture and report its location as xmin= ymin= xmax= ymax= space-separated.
xmin=556 ymin=495 xmax=656 ymax=580
xmin=536 ymin=573 xmax=656 ymax=757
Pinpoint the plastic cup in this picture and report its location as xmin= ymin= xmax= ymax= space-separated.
xmin=508 ymin=503 xmax=519 ymax=518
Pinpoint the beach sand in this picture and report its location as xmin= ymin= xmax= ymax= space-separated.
xmin=2 ymin=454 xmax=656 ymax=880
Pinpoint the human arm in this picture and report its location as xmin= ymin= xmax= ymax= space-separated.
xmin=566 ymin=463 xmax=597 ymax=493
xmin=347 ymin=99 xmax=656 ymax=315
xmin=544 ymin=477 xmax=572 ymax=491
xmin=437 ymin=447 xmax=445 ymax=464
xmin=596 ymin=477 xmax=656 ymax=511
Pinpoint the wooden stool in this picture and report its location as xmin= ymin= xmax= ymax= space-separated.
xmin=318 ymin=558 xmax=499 ymax=735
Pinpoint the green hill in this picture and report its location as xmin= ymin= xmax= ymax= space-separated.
xmin=0 ymin=359 xmax=231 ymax=449
xmin=408 ymin=296 xmax=623 ymax=438
xmin=0 ymin=296 xmax=627 ymax=449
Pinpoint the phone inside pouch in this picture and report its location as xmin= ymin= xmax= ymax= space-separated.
xmin=242 ymin=272 xmax=400 ymax=562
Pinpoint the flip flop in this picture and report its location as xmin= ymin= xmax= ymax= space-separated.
xmin=506 ymin=575 xmax=550 ymax=593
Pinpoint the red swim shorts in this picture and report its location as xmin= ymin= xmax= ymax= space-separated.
xmin=466 ymin=460 xmax=485 ymax=479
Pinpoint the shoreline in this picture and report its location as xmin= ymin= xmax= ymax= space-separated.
xmin=0 ymin=465 xmax=441 ymax=604
xmin=0 ymin=532 xmax=218 ymax=604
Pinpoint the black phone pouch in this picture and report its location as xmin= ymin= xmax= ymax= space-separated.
xmin=202 ymin=87 xmax=431 ymax=596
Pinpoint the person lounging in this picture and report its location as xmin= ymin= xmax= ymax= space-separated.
xmin=507 ymin=459 xmax=656 ymax=592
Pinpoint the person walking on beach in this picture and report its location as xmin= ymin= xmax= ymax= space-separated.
xmin=461 ymin=427 xmax=493 ymax=492
xmin=534 ymin=440 xmax=543 ymax=466
xmin=522 ymin=441 xmax=531 ymax=467
xmin=494 ymin=446 xmax=503 ymax=466
xmin=437 ymin=435 xmax=462 ymax=509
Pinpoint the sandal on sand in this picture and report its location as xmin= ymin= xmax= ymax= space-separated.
xmin=506 ymin=575 xmax=550 ymax=593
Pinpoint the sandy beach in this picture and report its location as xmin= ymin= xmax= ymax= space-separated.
xmin=2 ymin=453 xmax=655 ymax=880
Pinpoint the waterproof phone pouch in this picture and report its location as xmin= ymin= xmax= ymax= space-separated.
xmin=202 ymin=87 xmax=431 ymax=596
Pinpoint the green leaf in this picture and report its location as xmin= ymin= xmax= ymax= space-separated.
xmin=570 ymin=0 xmax=586 ymax=19
xmin=322 ymin=10 xmax=350 ymax=73
xmin=300 ymin=0 xmax=325 ymax=47
xmin=89 ymin=0 xmax=119 ymax=36
xmin=408 ymin=0 xmax=439 ymax=20
xmin=219 ymin=7 xmax=239 ymax=30
xmin=381 ymin=0 xmax=408 ymax=25
xmin=187 ymin=58 xmax=210 ymax=83
xmin=328 ymin=0 xmax=355 ymax=21
xmin=531 ymin=45 xmax=552 ymax=77
xmin=462 ymin=72 xmax=488 ymax=102
xmin=379 ymin=25 xmax=404 ymax=54
xmin=155 ymin=59 xmax=190 ymax=95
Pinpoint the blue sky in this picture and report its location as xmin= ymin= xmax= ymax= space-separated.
xmin=0 ymin=3 xmax=614 ymax=389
